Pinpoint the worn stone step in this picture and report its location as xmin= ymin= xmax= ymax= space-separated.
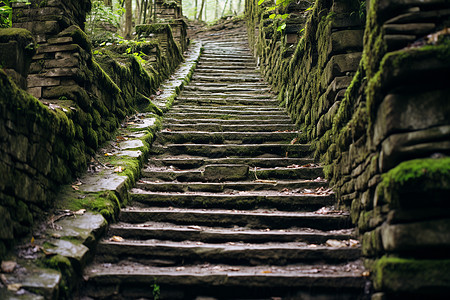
xmin=163 ymin=118 xmax=292 ymax=126
xmin=148 ymin=156 xmax=315 ymax=169
xmin=167 ymin=107 xmax=284 ymax=114
xmin=170 ymin=104 xmax=284 ymax=112
xmin=149 ymin=143 xmax=311 ymax=158
xmin=186 ymin=82 xmax=269 ymax=88
xmin=200 ymin=57 xmax=256 ymax=63
xmin=130 ymin=190 xmax=335 ymax=211
xmin=96 ymin=238 xmax=360 ymax=265
xmin=201 ymin=53 xmax=254 ymax=59
xmin=194 ymin=68 xmax=260 ymax=74
xmin=194 ymin=65 xmax=258 ymax=71
xmin=140 ymin=165 xmax=322 ymax=182
xmin=108 ymin=222 xmax=354 ymax=244
xmin=177 ymin=94 xmax=275 ymax=100
xmin=162 ymin=123 xmax=295 ymax=132
xmin=84 ymin=262 xmax=366 ymax=299
xmin=192 ymin=75 xmax=262 ymax=82
xmin=176 ymin=97 xmax=279 ymax=106
xmin=136 ymin=179 xmax=327 ymax=193
xmin=156 ymin=131 xmax=298 ymax=144
xmin=164 ymin=112 xmax=290 ymax=120
xmin=183 ymin=85 xmax=270 ymax=93
xmin=119 ymin=207 xmax=351 ymax=231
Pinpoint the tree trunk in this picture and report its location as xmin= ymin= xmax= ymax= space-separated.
xmin=125 ymin=0 xmax=132 ymax=38
xmin=104 ymin=0 xmax=112 ymax=7
xmin=198 ymin=0 xmax=206 ymax=21
xmin=222 ymin=0 xmax=230 ymax=17
xmin=136 ymin=0 xmax=141 ymax=24
xmin=194 ymin=0 xmax=198 ymax=20
xmin=215 ymin=0 xmax=219 ymax=19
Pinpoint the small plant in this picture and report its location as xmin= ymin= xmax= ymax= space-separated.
xmin=151 ymin=278 xmax=160 ymax=300
xmin=258 ymin=0 xmax=314 ymax=32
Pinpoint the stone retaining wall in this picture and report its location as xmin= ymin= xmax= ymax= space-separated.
xmin=0 ymin=0 xmax=186 ymax=259
xmin=246 ymin=0 xmax=450 ymax=298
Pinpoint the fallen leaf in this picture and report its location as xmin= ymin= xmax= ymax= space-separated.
xmin=116 ymin=136 xmax=128 ymax=142
xmin=114 ymin=166 xmax=125 ymax=173
xmin=51 ymin=233 xmax=61 ymax=239
xmin=176 ymin=267 xmax=185 ymax=271
xmin=7 ymin=283 xmax=22 ymax=292
xmin=261 ymin=270 xmax=272 ymax=274
xmin=30 ymin=237 xmax=35 ymax=245
xmin=110 ymin=236 xmax=124 ymax=242
xmin=349 ymin=239 xmax=359 ymax=247
xmin=1 ymin=261 xmax=17 ymax=273
xmin=362 ymin=271 xmax=370 ymax=277
xmin=74 ymin=209 xmax=86 ymax=215
xmin=104 ymin=153 xmax=115 ymax=157
xmin=71 ymin=185 xmax=79 ymax=191
xmin=326 ymin=239 xmax=347 ymax=248
xmin=290 ymin=137 xmax=298 ymax=145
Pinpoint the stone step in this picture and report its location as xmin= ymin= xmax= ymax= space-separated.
xmin=167 ymin=107 xmax=284 ymax=114
xmin=140 ymin=165 xmax=323 ymax=182
xmin=136 ymin=179 xmax=327 ymax=193
xmin=194 ymin=68 xmax=259 ymax=74
xmin=147 ymin=156 xmax=315 ymax=169
xmin=164 ymin=112 xmax=290 ymax=120
xmin=183 ymin=85 xmax=271 ymax=93
xmin=95 ymin=239 xmax=361 ymax=265
xmin=177 ymin=93 xmax=275 ymax=99
xmin=119 ymin=207 xmax=350 ymax=231
xmin=163 ymin=119 xmax=293 ymax=126
xmin=192 ymin=75 xmax=262 ymax=82
xmin=156 ymin=131 xmax=297 ymax=144
xmin=162 ymin=123 xmax=295 ymax=132
xmin=84 ymin=262 xmax=366 ymax=300
xmin=170 ymin=104 xmax=284 ymax=112
xmin=194 ymin=65 xmax=258 ymax=71
xmin=186 ymin=82 xmax=269 ymax=88
xmin=200 ymin=57 xmax=256 ymax=63
xmin=108 ymin=222 xmax=354 ymax=244
xmin=176 ymin=97 xmax=279 ymax=106
xmin=148 ymin=143 xmax=311 ymax=158
xmin=201 ymin=53 xmax=254 ymax=59
xmin=130 ymin=190 xmax=335 ymax=211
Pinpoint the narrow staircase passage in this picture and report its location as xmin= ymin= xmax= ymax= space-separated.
xmin=83 ymin=30 xmax=366 ymax=300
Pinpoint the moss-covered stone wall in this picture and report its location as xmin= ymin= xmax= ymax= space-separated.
xmin=0 ymin=0 xmax=186 ymax=259
xmin=246 ymin=0 xmax=450 ymax=298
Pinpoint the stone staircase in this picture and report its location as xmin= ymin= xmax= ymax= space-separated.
xmin=82 ymin=33 xmax=367 ymax=299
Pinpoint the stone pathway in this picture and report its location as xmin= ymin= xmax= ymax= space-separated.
xmin=83 ymin=26 xmax=367 ymax=300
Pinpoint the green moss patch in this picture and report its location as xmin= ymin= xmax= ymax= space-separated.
xmin=378 ymin=157 xmax=450 ymax=208
xmin=373 ymin=256 xmax=450 ymax=294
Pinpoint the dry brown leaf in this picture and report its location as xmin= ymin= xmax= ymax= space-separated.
xmin=104 ymin=153 xmax=115 ymax=157
xmin=74 ymin=209 xmax=86 ymax=215
xmin=110 ymin=236 xmax=124 ymax=242
xmin=1 ymin=261 xmax=17 ymax=273
xmin=114 ymin=166 xmax=125 ymax=173
xmin=7 ymin=283 xmax=22 ymax=292
xmin=71 ymin=185 xmax=79 ymax=191
xmin=261 ymin=270 xmax=272 ymax=274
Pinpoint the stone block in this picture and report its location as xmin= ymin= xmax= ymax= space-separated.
xmin=383 ymin=23 xmax=435 ymax=36
xmin=328 ymin=30 xmax=363 ymax=56
xmin=379 ymin=125 xmax=450 ymax=172
xmin=381 ymin=219 xmax=450 ymax=252
xmin=0 ymin=206 xmax=14 ymax=239
xmin=374 ymin=90 xmax=450 ymax=150
xmin=203 ymin=164 xmax=249 ymax=182
xmin=322 ymin=52 xmax=362 ymax=87
xmin=28 ymin=75 xmax=60 ymax=87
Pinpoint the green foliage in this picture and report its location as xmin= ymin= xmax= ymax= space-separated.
xmin=0 ymin=0 xmax=29 ymax=28
xmin=259 ymin=0 xmax=314 ymax=32
xmin=86 ymin=0 xmax=124 ymax=46
xmin=151 ymin=278 xmax=161 ymax=300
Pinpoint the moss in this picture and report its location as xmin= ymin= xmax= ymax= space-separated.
xmin=378 ymin=157 xmax=450 ymax=207
xmin=0 ymin=28 xmax=35 ymax=49
xmin=43 ymin=254 xmax=75 ymax=298
xmin=136 ymin=24 xmax=170 ymax=36
xmin=59 ymin=25 xmax=92 ymax=53
xmin=372 ymin=256 xmax=450 ymax=293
